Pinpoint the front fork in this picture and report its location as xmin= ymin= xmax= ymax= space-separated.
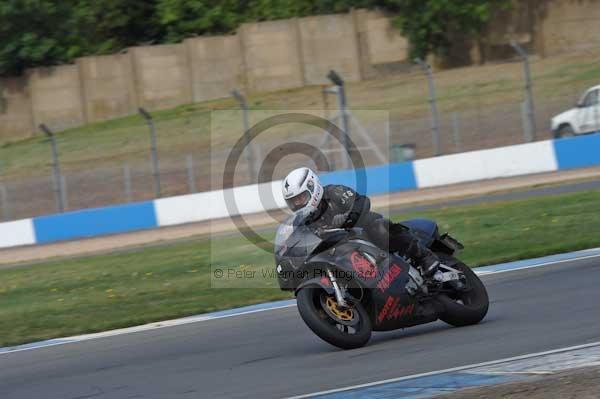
xmin=327 ymin=268 xmax=349 ymax=308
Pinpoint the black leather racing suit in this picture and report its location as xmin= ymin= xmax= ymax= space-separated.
xmin=309 ymin=184 xmax=440 ymax=274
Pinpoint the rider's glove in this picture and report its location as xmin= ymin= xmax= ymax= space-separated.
xmin=330 ymin=213 xmax=349 ymax=228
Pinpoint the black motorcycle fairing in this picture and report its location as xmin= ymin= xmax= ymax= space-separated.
xmin=275 ymin=214 xmax=323 ymax=290
xmin=294 ymin=277 xmax=336 ymax=296
xmin=302 ymin=238 xmax=439 ymax=331
xmin=364 ymin=254 xmax=439 ymax=331
xmin=275 ymin=214 xmax=443 ymax=331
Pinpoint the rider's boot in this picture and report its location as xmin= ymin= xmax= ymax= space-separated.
xmin=386 ymin=222 xmax=441 ymax=278
xmin=366 ymin=218 xmax=441 ymax=278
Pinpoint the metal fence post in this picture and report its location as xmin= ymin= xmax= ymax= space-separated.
xmin=520 ymin=101 xmax=532 ymax=142
xmin=231 ymin=89 xmax=258 ymax=182
xmin=138 ymin=108 xmax=162 ymax=198
xmin=321 ymin=85 xmax=337 ymax=170
xmin=415 ymin=58 xmax=442 ymax=156
xmin=452 ymin=112 xmax=462 ymax=153
xmin=511 ymin=41 xmax=536 ymax=141
xmin=60 ymin=175 xmax=68 ymax=211
xmin=39 ymin=124 xmax=65 ymax=213
xmin=327 ymin=70 xmax=351 ymax=169
xmin=123 ymin=164 xmax=133 ymax=202
xmin=186 ymin=154 xmax=197 ymax=193
xmin=0 ymin=183 xmax=9 ymax=221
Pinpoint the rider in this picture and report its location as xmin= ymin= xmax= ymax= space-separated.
xmin=282 ymin=167 xmax=441 ymax=277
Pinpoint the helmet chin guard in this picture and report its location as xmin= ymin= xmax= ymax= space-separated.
xmin=282 ymin=167 xmax=323 ymax=216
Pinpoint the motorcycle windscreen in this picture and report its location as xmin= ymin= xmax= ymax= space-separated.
xmin=274 ymin=214 xmax=317 ymax=257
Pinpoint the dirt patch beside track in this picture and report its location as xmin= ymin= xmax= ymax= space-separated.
xmin=438 ymin=366 xmax=600 ymax=399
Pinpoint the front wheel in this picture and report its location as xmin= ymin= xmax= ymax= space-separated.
xmin=437 ymin=260 xmax=489 ymax=327
xmin=296 ymin=288 xmax=371 ymax=349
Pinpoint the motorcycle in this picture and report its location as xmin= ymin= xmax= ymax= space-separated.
xmin=274 ymin=213 xmax=489 ymax=349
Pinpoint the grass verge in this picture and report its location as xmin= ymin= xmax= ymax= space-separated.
xmin=1 ymin=189 xmax=600 ymax=347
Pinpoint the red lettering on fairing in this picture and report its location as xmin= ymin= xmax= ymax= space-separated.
xmin=376 ymin=296 xmax=415 ymax=324
xmin=377 ymin=296 xmax=397 ymax=324
xmin=351 ymin=251 xmax=377 ymax=279
xmin=376 ymin=264 xmax=402 ymax=293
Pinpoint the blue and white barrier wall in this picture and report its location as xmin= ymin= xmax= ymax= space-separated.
xmin=1 ymin=134 xmax=599 ymax=249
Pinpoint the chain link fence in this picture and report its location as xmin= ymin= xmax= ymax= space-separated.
xmin=0 ymin=71 xmax=597 ymax=222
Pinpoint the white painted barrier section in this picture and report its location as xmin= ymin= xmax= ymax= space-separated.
xmin=0 ymin=219 xmax=36 ymax=248
xmin=0 ymin=138 xmax=581 ymax=248
xmin=155 ymin=180 xmax=286 ymax=227
xmin=413 ymin=140 xmax=558 ymax=188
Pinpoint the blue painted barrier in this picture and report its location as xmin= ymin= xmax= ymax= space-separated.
xmin=320 ymin=162 xmax=417 ymax=195
xmin=33 ymin=201 xmax=157 ymax=244
xmin=1 ymin=134 xmax=599 ymax=249
xmin=553 ymin=132 xmax=600 ymax=170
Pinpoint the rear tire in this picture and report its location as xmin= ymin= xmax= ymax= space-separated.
xmin=436 ymin=259 xmax=489 ymax=327
xmin=296 ymin=287 xmax=371 ymax=349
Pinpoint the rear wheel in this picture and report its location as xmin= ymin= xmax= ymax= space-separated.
xmin=436 ymin=258 xmax=489 ymax=327
xmin=296 ymin=287 xmax=371 ymax=349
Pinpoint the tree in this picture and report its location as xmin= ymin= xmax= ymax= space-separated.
xmin=0 ymin=0 xmax=88 ymax=75
xmin=154 ymin=0 xmax=370 ymax=43
xmin=0 ymin=0 xmax=508 ymax=76
xmin=0 ymin=0 xmax=161 ymax=76
xmin=381 ymin=0 xmax=508 ymax=60
xmin=86 ymin=0 xmax=163 ymax=52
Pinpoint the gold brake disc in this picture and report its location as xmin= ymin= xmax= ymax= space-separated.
xmin=324 ymin=296 xmax=354 ymax=321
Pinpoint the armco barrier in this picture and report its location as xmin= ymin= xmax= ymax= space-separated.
xmin=1 ymin=134 xmax=599 ymax=249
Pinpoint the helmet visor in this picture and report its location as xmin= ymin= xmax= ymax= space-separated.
xmin=286 ymin=190 xmax=311 ymax=212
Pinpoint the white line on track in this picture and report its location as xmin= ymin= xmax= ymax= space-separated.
xmin=0 ymin=302 xmax=296 ymax=356
xmin=477 ymin=252 xmax=600 ymax=276
xmin=284 ymin=341 xmax=600 ymax=399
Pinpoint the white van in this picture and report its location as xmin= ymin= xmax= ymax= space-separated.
xmin=551 ymin=85 xmax=600 ymax=138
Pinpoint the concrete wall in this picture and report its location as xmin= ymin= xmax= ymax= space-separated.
xmin=298 ymin=14 xmax=361 ymax=84
xmin=539 ymin=0 xmax=600 ymax=56
xmin=130 ymin=44 xmax=193 ymax=111
xmin=0 ymin=77 xmax=34 ymax=142
xmin=77 ymin=54 xmax=138 ymax=122
xmin=27 ymin=65 xmax=86 ymax=131
xmin=186 ymin=35 xmax=244 ymax=102
xmin=239 ymin=19 xmax=305 ymax=92
xmin=2 ymin=4 xmax=600 ymax=143
xmin=353 ymin=9 xmax=410 ymax=79
xmin=360 ymin=11 xmax=409 ymax=65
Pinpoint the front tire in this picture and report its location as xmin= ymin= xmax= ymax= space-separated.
xmin=296 ymin=288 xmax=371 ymax=349
xmin=437 ymin=260 xmax=489 ymax=327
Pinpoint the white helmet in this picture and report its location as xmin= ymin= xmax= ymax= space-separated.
xmin=282 ymin=167 xmax=323 ymax=215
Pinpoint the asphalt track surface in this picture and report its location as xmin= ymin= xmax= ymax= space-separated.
xmin=1 ymin=255 xmax=600 ymax=399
